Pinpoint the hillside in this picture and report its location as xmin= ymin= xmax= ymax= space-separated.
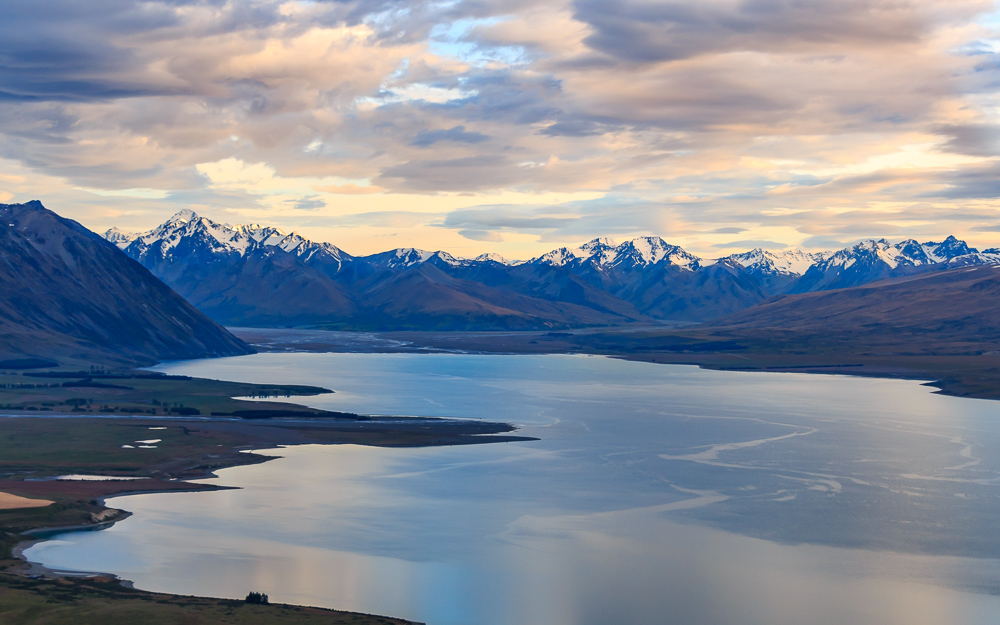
xmin=0 ymin=201 xmax=253 ymax=366
xmin=708 ymin=266 xmax=1000 ymax=355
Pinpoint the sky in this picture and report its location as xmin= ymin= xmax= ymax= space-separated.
xmin=1 ymin=0 xmax=1000 ymax=259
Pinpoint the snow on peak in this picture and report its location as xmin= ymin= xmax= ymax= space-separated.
xmin=921 ymin=235 xmax=973 ymax=263
xmin=167 ymin=208 xmax=197 ymax=224
xmin=532 ymin=238 xmax=614 ymax=266
xmin=103 ymin=227 xmax=136 ymax=249
xmin=726 ymin=248 xmax=827 ymax=276
xmin=612 ymin=236 xmax=699 ymax=268
xmin=106 ymin=211 xmax=348 ymax=262
xmin=821 ymin=239 xmax=902 ymax=269
xmin=577 ymin=237 xmax=617 ymax=253
xmin=818 ymin=236 xmax=977 ymax=272
xmin=386 ymin=248 xmax=434 ymax=266
xmin=533 ymin=247 xmax=580 ymax=266
xmin=431 ymin=251 xmax=464 ymax=266
xmin=361 ymin=247 xmax=472 ymax=268
xmin=474 ymin=252 xmax=512 ymax=265
xmin=532 ymin=236 xmax=701 ymax=269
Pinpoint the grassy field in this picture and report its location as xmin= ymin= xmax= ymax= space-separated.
xmin=0 ymin=369 xmax=345 ymax=419
xmin=0 ymin=575 xmax=412 ymax=625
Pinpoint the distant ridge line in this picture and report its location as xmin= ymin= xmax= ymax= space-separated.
xmin=99 ymin=207 xmax=1000 ymax=330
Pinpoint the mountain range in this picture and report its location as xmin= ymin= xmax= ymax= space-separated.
xmin=1 ymin=201 xmax=252 ymax=366
xmin=106 ymin=210 xmax=1000 ymax=330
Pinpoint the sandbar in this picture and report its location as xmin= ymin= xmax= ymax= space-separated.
xmin=0 ymin=491 xmax=52 ymax=509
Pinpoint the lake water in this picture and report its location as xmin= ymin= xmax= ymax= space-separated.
xmin=24 ymin=353 xmax=1000 ymax=625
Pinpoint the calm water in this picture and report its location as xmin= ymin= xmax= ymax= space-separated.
xmin=25 ymin=353 xmax=1000 ymax=625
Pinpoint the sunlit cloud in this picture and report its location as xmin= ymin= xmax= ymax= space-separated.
xmin=0 ymin=0 xmax=999 ymax=257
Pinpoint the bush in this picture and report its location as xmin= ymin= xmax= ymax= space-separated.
xmin=245 ymin=591 xmax=269 ymax=605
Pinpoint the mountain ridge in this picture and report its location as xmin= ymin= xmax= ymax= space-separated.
xmin=105 ymin=210 xmax=1000 ymax=330
xmin=1 ymin=201 xmax=253 ymax=366
xmin=108 ymin=211 xmax=1000 ymax=280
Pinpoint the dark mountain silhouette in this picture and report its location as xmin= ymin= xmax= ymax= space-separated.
xmin=0 ymin=201 xmax=253 ymax=366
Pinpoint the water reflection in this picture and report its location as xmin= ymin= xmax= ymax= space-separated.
xmin=24 ymin=353 xmax=1000 ymax=625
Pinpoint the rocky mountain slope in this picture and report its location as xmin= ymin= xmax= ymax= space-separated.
xmin=1 ymin=201 xmax=253 ymax=365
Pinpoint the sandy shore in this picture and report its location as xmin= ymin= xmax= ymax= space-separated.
xmin=0 ymin=492 xmax=52 ymax=510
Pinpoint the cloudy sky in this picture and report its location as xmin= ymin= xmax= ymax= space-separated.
xmin=2 ymin=0 xmax=1000 ymax=258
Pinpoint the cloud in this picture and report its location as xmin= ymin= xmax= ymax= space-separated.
xmin=378 ymin=155 xmax=526 ymax=192
xmin=442 ymin=206 xmax=581 ymax=230
xmin=411 ymin=125 xmax=490 ymax=146
xmin=459 ymin=229 xmax=504 ymax=241
xmin=711 ymin=227 xmax=746 ymax=234
xmin=539 ymin=119 xmax=605 ymax=137
xmin=0 ymin=0 xmax=998 ymax=258
xmin=573 ymin=0 xmax=989 ymax=63
xmin=286 ymin=196 xmax=326 ymax=210
xmin=923 ymin=163 xmax=1000 ymax=199
xmin=324 ymin=210 xmax=439 ymax=228
xmin=712 ymin=239 xmax=789 ymax=249
xmin=935 ymin=123 xmax=1000 ymax=157
xmin=314 ymin=183 xmax=384 ymax=195
xmin=798 ymin=235 xmax=856 ymax=250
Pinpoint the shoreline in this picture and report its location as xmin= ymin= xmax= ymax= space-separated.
xmin=9 ymin=480 xmax=252 ymax=584
xmin=229 ymin=327 xmax=1000 ymax=403
xmin=0 ymin=407 xmax=524 ymax=623
xmin=0 ymin=443 xmax=431 ymax=623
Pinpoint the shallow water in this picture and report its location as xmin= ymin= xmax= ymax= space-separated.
xmin=25 ymin=353 xmax=1000 ymax=625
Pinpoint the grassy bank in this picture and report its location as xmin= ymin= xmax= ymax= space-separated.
xmin=0 ymin=574 xmax=413 ymax=624
xmin=0 ymin=369 xmax=345 ymax=419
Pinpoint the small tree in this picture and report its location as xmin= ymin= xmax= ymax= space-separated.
xmin=245 ymin=591 xmax=269 ymax=605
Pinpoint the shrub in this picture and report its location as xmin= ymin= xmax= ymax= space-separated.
xmin=245 ymin=591 xmax=269 ymax=605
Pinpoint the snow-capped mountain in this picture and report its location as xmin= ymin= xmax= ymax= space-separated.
xmin=106 ymin=210 xmax=360 ymax=326
xmin=474 ymin=252 xmax=518 ymax=265
xmin=724 ymin=249 xmax=828 ymax=276
xmin=104 ymin=211 xmax=1000 ymax=329
xmin=107 ymin=209 xmax=352 ymax=271
xmin=609 ymin=237 xmax=701 ymax=270
xmin=716 ymin=249 xmax=830 ymax=293
xmin=363 ymin=247 xmax=438 ymax=269
xmin=531 ymin=237 xmax=701 ymax=271
xmin=103 ymin=226 xmax=136 ymax=247
xmin=531 ymin=239 xmax=613 ymax=267
xmin=793 ymin=236 xmax=999 ymax=293
xmin=817 ymin=236 xmax=988 ymax=272
xmin=361 ymin=248 xmax=476 ymax=270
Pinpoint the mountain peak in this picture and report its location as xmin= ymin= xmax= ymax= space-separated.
xmin=724 ymin=248 xmax=826 ymax=276
xmin=610 ymin=236 xmax=698 ymax=269
xmin=579 ymin=237 xmax=617 ymax=251
xmin=167 ymin=208 xmax=198 ymax=224
xmin=107 ymin=210 xmax=350 ymax=264
xmin=474 ymin=252 xmax=513 ymax=265
xmin=103 ymin=227 xmax=136 ymax=248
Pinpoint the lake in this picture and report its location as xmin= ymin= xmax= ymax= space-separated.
xmin=24 ymin=352 xmax=1000 ymax=625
